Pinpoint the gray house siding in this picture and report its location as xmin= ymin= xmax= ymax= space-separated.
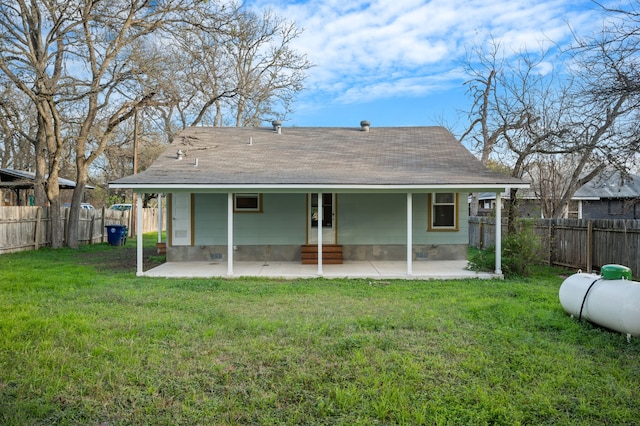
xmin=582 ymin=199 xmax=640 ymax=220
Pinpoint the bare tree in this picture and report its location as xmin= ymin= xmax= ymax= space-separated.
xmin=226 ymin=8 xmax=312 ymax=126
xmin=0 ymin=0 xmax=312 ymax=247
xmin=147 ymin=2 xmax=312 ymax=137
xmin=462 ymin=13 xmax=640 ymax=226
xmin=0 ymin=0 xmax=192 ymax=247
xmin=460 ymin=40 xmax=562 ymax=222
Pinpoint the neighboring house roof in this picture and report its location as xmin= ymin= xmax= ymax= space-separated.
xmin=474 ymin=172 xmax=640 ymax=203
xmin=0 ymin=168 xmax=92 ymax=189
xmin=111 ymin=125 xmax=527 ymax=190
xmin=573 ymin=172 xmax=640 ymax=199
xmin=473 ymin=189 xmax=577 ymax=202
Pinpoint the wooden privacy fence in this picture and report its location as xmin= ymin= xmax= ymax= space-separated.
xmin=0 ymin=206 xmax=164 ymax=254
xmin=469 ymin=217 xmax=640 ymax=274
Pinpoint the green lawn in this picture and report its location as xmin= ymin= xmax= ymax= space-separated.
xmin=1 ymin=236 xmax=639 ymax=425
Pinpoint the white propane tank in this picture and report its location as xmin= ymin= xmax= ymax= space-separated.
xmin=559 ymin=265 xmax=640 ymax=337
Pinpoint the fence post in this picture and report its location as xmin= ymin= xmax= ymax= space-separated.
xmin=64 ymin=207 xmax=70 ymax=245
xmin=34 ymin=207 xmax=42 ymax=250
xmin=548 ymin=222 xmax=554 ymax=266
xmin=101 ymin=207 xmax=106 ymax=243
xmin=89 ymin=210 xmax=95 ymax=245
xmin=587 ymin=221 xmax=593 ymax=273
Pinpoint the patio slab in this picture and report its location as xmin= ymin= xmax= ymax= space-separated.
xmin=142 ymin=260 xmax=501 ymax=280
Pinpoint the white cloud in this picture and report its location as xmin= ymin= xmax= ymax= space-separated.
xmin=246 ymin=0 xmax=604 ymax=107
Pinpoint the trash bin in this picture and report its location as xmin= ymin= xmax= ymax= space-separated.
xmin=105 ymin=224 xmax=128 ymax=246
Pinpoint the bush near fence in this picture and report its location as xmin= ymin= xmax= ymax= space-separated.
xmin=0 ymin=206 xmax=164 ymax=254
xmin=469 ymin=217 xmax=640 ymax=276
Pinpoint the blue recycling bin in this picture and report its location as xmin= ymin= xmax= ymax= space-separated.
xmin=105 ymin=224 xmax=128 ymax=246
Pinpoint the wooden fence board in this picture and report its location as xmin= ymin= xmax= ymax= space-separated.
xmin=0 ymin=206 xmax=164 ymax=254
xmin=469 ymin=217 xmax=640 ymax=275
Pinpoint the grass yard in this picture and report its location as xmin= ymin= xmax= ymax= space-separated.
xmin=1 ymin=236 xmax=639 ymax=425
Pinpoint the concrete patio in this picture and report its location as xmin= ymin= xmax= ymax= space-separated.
xmin=142 ymin=260 xmax=501 ymax=280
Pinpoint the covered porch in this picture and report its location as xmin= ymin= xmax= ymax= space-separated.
xmin=142 ymin=259 xmax=499 ymax=280
xmin=132 ymin=189 xmax=510 ymax=280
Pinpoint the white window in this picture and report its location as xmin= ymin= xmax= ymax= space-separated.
xmin=429 ymin=193 xmax=458 ymax=231
xmin=234 ymin=193 xmax=263 ymax=213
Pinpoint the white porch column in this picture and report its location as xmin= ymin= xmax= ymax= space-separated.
xmin=227 ymin=192 xmax=234 ymax=276
xmin=157 ymin=193 xmax=163 ymax=243
xmin=407 ymin=192 xmax=413 ymax=275
xmin=317 ymin=192 xmax=323 ymax=275
xmin=578 ymin=200 xmax=583 ymax=219
xmin=495 ymin=190 xmax=503 ymax=275
xmin=136 ymin=193 xmax=144 ymax=276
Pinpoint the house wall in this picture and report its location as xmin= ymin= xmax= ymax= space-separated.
xmin=582 ymin=199 xmax=640 ymax=220
xmin=338 ymin=193 xmax=468 ymax=260
xmin=192 ymin=193 xmax=306 ymax=245
xmin=168 ymin=192 xmax=468 ymax=262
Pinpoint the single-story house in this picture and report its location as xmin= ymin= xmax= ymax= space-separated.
xmin=572 ymin=172 xmax=640 ymax=219
xmin=110 ymin=122 xmax=528 ymax=278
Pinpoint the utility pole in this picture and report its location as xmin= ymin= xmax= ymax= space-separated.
xmin=131 ymin=107 xmax=139 ymax=237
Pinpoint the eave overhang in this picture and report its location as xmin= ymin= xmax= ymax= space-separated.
xmin=109 ymin=182 xmax=530 ymax=194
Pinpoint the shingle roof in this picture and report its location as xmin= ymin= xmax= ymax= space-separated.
xmin=111 ymin=126 xmax=526 ymax=188
xmin=0 ymin=168 xmax=91 ymax=189
xmin=574 ymin=172 xmax=640 ymax=199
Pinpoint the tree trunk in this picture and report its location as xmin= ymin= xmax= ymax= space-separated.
xmin=507 ymin=188 xmax=520 ymax=235
xmin=470 ymin=193 xmax=480 ymax=216
xmin=67 ymin=153 xmax=92 ymax=248
xmin=46 ymin=171 xmax=64 ymax=248
xmin=33 ymin=123 xmax=47 ymax=206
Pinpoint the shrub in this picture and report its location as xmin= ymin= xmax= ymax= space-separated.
xmin=469 ymin=220 xmax=542 ymax=278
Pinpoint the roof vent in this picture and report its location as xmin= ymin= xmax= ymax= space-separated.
xmin=272 ymin=120 xmax=282 ymax=134
xmin=360 ymin=120 xmax=370 ymax=132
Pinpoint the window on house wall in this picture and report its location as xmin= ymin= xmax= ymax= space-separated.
xmin=607 ymin=199 xmax=624 ymax=215
xmin=429 ymin=193 xmax=458 ymax=230
xmin=234 ymin=193 xmax=263 ymax=212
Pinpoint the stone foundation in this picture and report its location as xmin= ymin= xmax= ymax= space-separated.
xmin=167 ymin=244 xmax=467 ymax=262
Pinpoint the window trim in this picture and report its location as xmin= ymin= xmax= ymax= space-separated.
xmin=233 ymin=193 xmax=263 ymax=213
xmin=428 ymin=192 xmax=459 ymax=231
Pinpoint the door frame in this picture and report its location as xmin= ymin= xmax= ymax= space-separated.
xmin=307 ymin=193 xmax=337 ymax=244
xmin=169 ymin=192 xmax=193 ymax=246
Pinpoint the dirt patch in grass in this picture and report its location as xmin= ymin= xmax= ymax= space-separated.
xmin=76 ymin=245 xmax=164 ymax=272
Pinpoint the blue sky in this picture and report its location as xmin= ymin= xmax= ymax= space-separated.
xmin=245 ymin=0 xmax=610 ymax=134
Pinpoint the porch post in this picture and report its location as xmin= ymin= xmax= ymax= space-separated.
xmin=578 ymin=200 xmax=583 ymax=219
xmin=157 ymin=193 xmax=163 ymax=243
xmin=317 ymin=192 xmax=323 ymax=275
xmin=407 ymin=192 xmax=413 ymax=275
xmin=136 ymin=193 xmax=144 ymax=276
xmin=227 ymin=192 xmax=234 ymax=276
xmin=495 ymin=190 xmax=502 ymax=275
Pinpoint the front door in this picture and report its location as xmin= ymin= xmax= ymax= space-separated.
xmin=308 ymin=193 xmax=336 ymax=244
xmin=171 ymin=193 xmax=191 ymax=246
